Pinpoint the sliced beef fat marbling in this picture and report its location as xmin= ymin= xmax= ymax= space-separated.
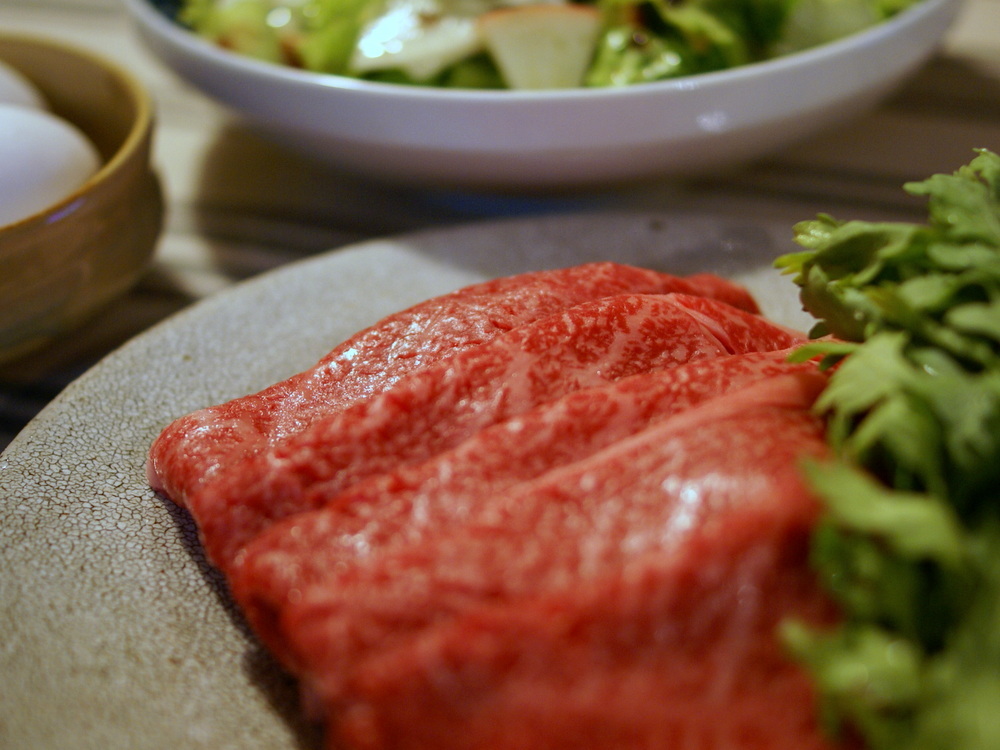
xmin=148 ymin=263 xmax=758 ymax=508
xmin=229 ymin=350 xmax=818 ymax=664
xmin=258 ymin=372 xmax=834 ymax=729
xmin=143 ymin=263 xmax=848 ymax=750
xmin=192 ymin=293 xmax=803 ymax=571
xmin=337 ymin=499 xmax=844 ymax=750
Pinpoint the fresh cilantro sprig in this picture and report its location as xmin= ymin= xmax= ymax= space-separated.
xmin=776 ymin=149 xmax=1000 ymax=749
xmin=778 ymin=149 xmax=1000 ymax=361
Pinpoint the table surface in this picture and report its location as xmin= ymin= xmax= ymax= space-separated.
xmin=1 ymin=0 xmax=998 ymax=450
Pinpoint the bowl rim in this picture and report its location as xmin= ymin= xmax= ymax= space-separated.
xmin=124 ymin=0 xmax=957 ymax=103
xmin=0 ymin=32 xmax=157 ymax=232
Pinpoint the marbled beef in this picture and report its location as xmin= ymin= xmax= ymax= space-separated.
xmin=146 ymin=263 xmax=847 ymax=750
xmin=246 ymin=372 xmax=825 ymax=728
xmin=148 ymin=263 xmax=758 ymax=508
xmin=229 ymin=350 xmax=817 ymax=664
xmin=190 ymin=294 xmax=803 ymax=571
xmin=336 ymin=500 xmax=842 ymax=750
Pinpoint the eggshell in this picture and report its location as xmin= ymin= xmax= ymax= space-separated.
xmin=0 ymin=104 xmax=101 ymax=227
xmin=0 ymin=59 xmax=46 ymax=109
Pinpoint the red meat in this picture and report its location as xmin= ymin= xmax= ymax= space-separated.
xmin=148 ymin=263 xmax=759 ymax=508
xmin=190 ymin=294 xmax=803 ymax=572
xmin=229 ymin=350 xmax=818 ymax=664
xmin=252 ymin=371 xmax=833 ymax=728
xmin=336 ymin=502 xmax=842 ymax=750
xmin=145 ymin=263 xmax=847 ymax=750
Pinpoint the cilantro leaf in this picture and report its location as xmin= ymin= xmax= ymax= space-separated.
xmin=776 ymin=150 xmax=1000 ymax=750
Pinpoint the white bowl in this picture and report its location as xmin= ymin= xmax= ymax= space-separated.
xmin=124 ymin=0 xmax=960 ymax=191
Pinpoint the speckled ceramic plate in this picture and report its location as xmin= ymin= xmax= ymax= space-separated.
xmin=0 ymin=211 xmax=813 ymax=749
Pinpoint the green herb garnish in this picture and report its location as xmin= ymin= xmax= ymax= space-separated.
xmin=776 ymin=149 xmax=1000 ymax=749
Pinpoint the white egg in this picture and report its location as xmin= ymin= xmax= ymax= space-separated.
xmin=0 ymin=104 xmax=101 ymax=227
xmin=0 ymin=59 xmax=46 ymax=110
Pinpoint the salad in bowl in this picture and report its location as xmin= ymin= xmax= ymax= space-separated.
xmin=177 ymin=0 xmax=922 ymax=89
xmin=126 ymin=0 xmax=959 ymax=189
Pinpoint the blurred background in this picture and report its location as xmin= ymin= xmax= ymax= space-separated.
xmin=0 ymin=0 xmax=997 ymax=450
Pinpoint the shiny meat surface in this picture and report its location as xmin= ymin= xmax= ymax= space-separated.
xmin=189 ymin=293 xmax=802 ymax=571
xmin=145 ymin=264 xmax=848 ymax=750
xmin=148 ymin=263 xmax=758 ymax=508
xmin=230 ymin=349 xmax=816 ymax=664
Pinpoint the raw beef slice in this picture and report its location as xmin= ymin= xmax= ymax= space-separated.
xmin=337 ymin=501 xmax=844 ymax=750
xmin=148 ymin=263 xmax=759 ymax=508
xmin=251 ymin=371 xmax=834 ymax=729
xmin=189 ymin=294 xmax=804 ymax=571
xmin=229 ymin=350 xmax=819 ymax=664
